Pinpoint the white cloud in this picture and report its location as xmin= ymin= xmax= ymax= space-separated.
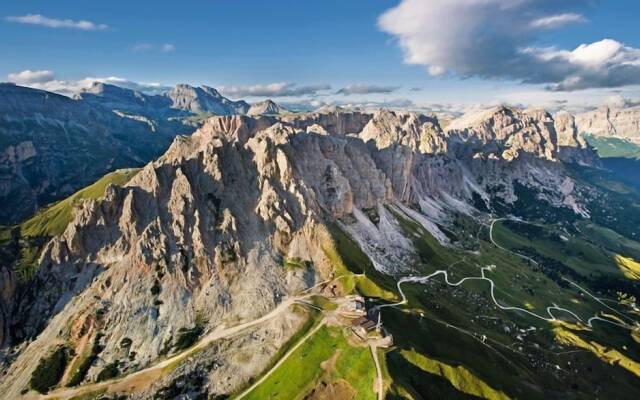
xmin=333 ymin=98 xmax=413 ymax=109
xmin=221 ymin=82 xmax=398 ymax=100
xmin=379 ymin=0 xmax=640 ymax=91
xmin=5 ymin=14 xmax=108 ymax=30
xmin=6 ymin=70 xmax=169 ymax=95
xmin=525 ymin=39 xmax=640 ymax=90
xmin=132 ymin=43 xmax=153 ymax=52
xmin=282 ymin=97 xmax=417 ymax=112
xmin=280 ymin=99 xmax=328 ymax=112
xmin=82 ymin=77 xmax=171 ymax=94
xmin=7 ymin=69 xmax=55 ymax=84
xmin=161 ymin=43 xmax=175 ymax=52
xmin=604 ymin=94 xmax=640 ymax=109
xmin=530 ymin=13 xmax=587 ymax=29
xmin=219 ymin=82 xmax=331 ymax=97
xmin=336 ymin=84 xmax=399 ymax=95
xmin=132 ymin=43 xmax=176 ymax=53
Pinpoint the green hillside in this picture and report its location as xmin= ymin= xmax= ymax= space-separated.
xmin=0 ymin=168 xmax=140 ymax=281
xmin=583 ymin=134 xmax=640 ymax=159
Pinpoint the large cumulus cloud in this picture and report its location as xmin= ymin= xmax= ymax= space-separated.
xmin=379 ymin=0 xmax=640 ymax=91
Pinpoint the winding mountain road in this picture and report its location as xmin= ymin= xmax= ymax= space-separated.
xmin=37 ymin=272 xmax=368 ymax=400
xmin=370 ymin=345 xmax=384 ymax=400
xmin=490 ymin=218 xmax=634 ymax=329
xmin=38 ymin=295 xmax=312 ymax=400
xmin=374 ymin=218 xmax=635 ymax=331
xmin=234 ymin=320 xmax=327 ymax=400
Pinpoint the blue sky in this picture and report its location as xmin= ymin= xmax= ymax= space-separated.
xmin=2 ymin=0 xmax=640 ymax=113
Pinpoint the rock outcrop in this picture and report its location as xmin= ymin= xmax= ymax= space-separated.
xmin=554 ymin=112 xmax=601 ymax=166
xmin=75 ymin=82 xmax=175 ymax=117
xmin=360 ymin=109 xmax=448 ymax=154
xmin=447 ymin=107 xmax=558 ymax=162
xmin=247 ymin=99 xmax=288 ymax=116
xmin=576 ymin=106 xmax=640 ymax=143
xmin=165 ymin=84 xmax=250 ymax=115
xmin=283 ymin=108 xmax=372 ymax=135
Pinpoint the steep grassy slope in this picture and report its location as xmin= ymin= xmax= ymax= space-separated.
xmin=340 ymin=205 xmax=640 ymax=399
xmin=582 ymin=134 xmax=640 ymax=190
xmin=242 ymin=326 xmax=377 ymax=400
xmin=584 ymin=134 xmax=640 ymax=159
xmin=0 ymin=168 xmax=139 ymax=281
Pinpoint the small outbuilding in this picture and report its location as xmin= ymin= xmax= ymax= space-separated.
xmin=341 ymin=295 xmax=367 ymax=315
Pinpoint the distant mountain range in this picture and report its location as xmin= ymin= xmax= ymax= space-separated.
xmin=4 ymin=79 xmax=640 ymax=227
xmin=0 ymin=82 xmax=289 ymax=224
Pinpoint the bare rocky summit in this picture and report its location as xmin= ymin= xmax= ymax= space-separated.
xmin=165 ymin=84 xmax=250 ymax=115
xmin=576 ymin=105 xmax=640 ymax=143
xmin=247 ymin=99 xmax=288 ymax=116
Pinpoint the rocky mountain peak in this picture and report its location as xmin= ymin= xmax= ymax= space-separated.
xmin=165 ymin=84 xmax=250 ymax=115
xmin=83 ymin=81 xmax=133 ymax=95
xmin=199 ymin=85 xmax=223 ymax=97
xmin=76 ymin=82 xmax=172 ymax=114
xmin=315 ymin=104 xmax=344 ymax=113
xmin=191 ymin=114 xmax=279 ymax=145
xmin=282 ymin=109 xmax=373 ymax=136
xmin=248 ymin=99 xmax=288 ymax=116
xmin=447 ymin=106 xmax=558 ymax=162
xmin=0 ymin=83 xmax=79 ymax=116
xmin=575 ymin=105 xmax=640 ymax=143
xmin=360 ymin=109 xmax=447 ymax=154
xmin=554 ymin=112 xmax=601 ymax=166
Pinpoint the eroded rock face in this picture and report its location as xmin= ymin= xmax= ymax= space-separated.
xmin=360 ymin=109 xmax=448 ymax=154
xmin=75 ymin=82 xmax=174 ymax=116
xmin=576 ymin=106 xmax=640 ymax=143
xmin=448 ymin=107 xmax=558 ymax=162
xmin=247 ymin=99 xmax=288 ymax=116
xmin=283 ymin=108 xmax=373 ymax=136
xmin=196 ymin=115 xmax=278 ymax=144
xmin=165 ymin=84 xmax=250 ymax=115
xmin=0 ymin=106 xmax=600 ymax=397
xmin=554 ymin=112 xmax=601 ymax=166
xmin=0 ymin=267 xmax=16 ymax=347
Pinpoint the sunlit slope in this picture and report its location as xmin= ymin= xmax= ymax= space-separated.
xmin=0 ymin=168 xmax=140 ymax=281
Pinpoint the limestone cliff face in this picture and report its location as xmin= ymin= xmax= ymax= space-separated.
xmin=360 ymin=109 xmax=448 ymax=154
xmin=283 ymin=108 xmax=372 ymax=136
xmin=165 ymin=84 xmax=250 ymax=115
xmin=576 ymin=106 xmax=640 ymax=143
xmin=443 ymin=107 xmax=597 ymax=213
xmin=0 ymin=117 xmax=337 ymax=397
xmin=447 ymin=107 xmax=558 ymax=162
xmin=554 ymin=112 xmax=601 ymax=166
xmin=0 ymin=82 xmax=262 ymax=225
xmin=75 ymin=82 xmax=174 ymax=117
xmin=0 ymin=106 xmax=600 ymax=397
